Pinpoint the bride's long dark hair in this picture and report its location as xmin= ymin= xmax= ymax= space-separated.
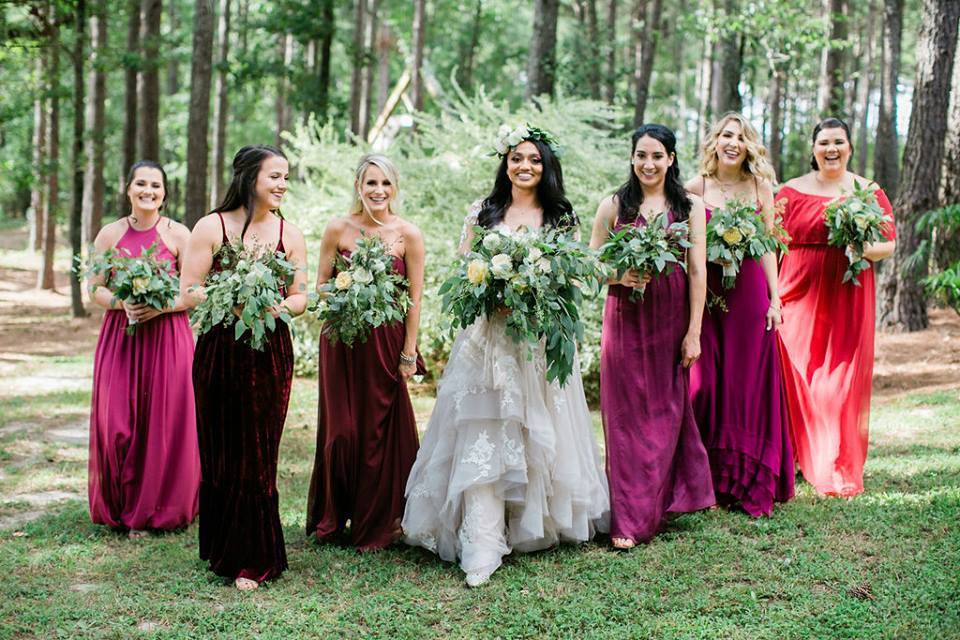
xmin=615 ymin=124 xmax=692 ymax=223
xmin=477 ymin=138 xmax=578 ymax=230
xmin=211 ymin=144 xmax=287 ymax=239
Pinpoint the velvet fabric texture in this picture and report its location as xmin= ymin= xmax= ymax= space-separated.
xmin=600 ymin=211 xmax=715 ymax=543
xmin=306 ymin=255 xmax=422 ymax=551
xmin=88 ymin=220 xmax=200 ymax=531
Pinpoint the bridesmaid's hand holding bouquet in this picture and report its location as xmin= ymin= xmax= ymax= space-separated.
xmin=823 ymin=182 xmax=893 ymax=286
xmin=440 ymin=225 xmax=600 ymax=386
xmin=705 ymin=199 xmax=788 ymax=289
xmin=84 ymin=243 xmax=179 ymax=335
xmin=597 ymin=213 xmax=691 ymax=301
xmin=307 ymin=233 xmax=412 ymax=346
xmin=190 ymin=242 xmax=296 ymax=350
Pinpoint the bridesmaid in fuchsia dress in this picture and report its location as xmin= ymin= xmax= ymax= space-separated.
xmin=87 ymin=161 xmax=200 ymax=537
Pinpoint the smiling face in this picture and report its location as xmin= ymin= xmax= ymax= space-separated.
xmin=813 ymin=126 xmax=851 ymax=175
xmin=253 ymin=154 xmax=289 ymax=211
xmin=357 ymin=164 xmax=396 ymax=216
xmin=126 ymin=167 xmax=166 ymax=214
xmin=715 ymin=119 xmax=747 ymax=171
xmin=632 ymin=135 xmax=674 ymax=188
xmin=506 ymin=141 xmax=543 ymax=190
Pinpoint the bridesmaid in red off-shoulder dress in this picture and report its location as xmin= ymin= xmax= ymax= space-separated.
xmin=776 ymin=118 xmax=896 ymax=498
xmin=88 ymin=161 xmax=199 ymax=537
xmin=181 ymin=145 xmax=309 ymax=590
xmin=306 ymin=154 xmax=424 ymax=551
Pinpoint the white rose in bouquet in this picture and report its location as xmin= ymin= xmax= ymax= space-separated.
xmin=482 ymin=233 xmax=502 ymax=252
xmin=490 ymin=253 xmax=514 ymax=279
xmin=352 ymin=267 xmax=374 ymax=284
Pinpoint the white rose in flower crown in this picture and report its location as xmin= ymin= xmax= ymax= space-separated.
xmin=132 ymin=276 xmax=150 ymax=296
xmin=494 ymin=140 xmax=509 ymax=156
xmin=506 ymin=131 xmax=523 ymax=147
xmin=490 ymin=253 xmax=514 ymax=278
xmin=527 ymin=246 xmax=543 ymax=262
xmin=482 ymin=233 xmax=502 ymax=252
xmin=466 ymin=259 xmax=488 ymax=284
xmin=335 ymin=271 xmax=353 ymax=290
xmin=497 ymin=124 xmax=512 ymax=138
xmin=515 ymin=125 xmax=529 ymax=139
xmin=352 ymin=267 xmax=374 ymax=284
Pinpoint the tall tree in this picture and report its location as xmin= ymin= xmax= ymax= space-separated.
xmin=210 ymin=0 xmax=231 ymax=209
xmin=38 ymin=7 xmax=60 ymax=291
xmin=767 ymin=64 xmax=786 ymax=178
xmin=603 ymin=0 xmax=618 ymax=103
xmin=376 ymin=23 xmax=392 ymax=115
xmin=411 ymin=0 xmax=427 ymax=110
xmin=873 ymin=0 xmax=902 ymax=196
xmin=361 ymin=0 xmax=380 ymax=137
xmin=817 ymin=0 xmax=848 ymax=116
xmin=457 ymin=0 xmax=483 ymax=92
xmin=121 ymin=0 xmax=140 ymax=206
xmin=138 ymin=0 xmax=162 ymax=161
xmin=937 ymin=34 xmax=960 ymax=268
xmin=878 ymin=0 xmax=960 ymax=331
xmin=710 ymin=0 xmax=743 ymax=116
xmin=275 ymin=33 xmax=292 ymax=145
xmin=526 ymin=0 xmax=560 ymax=99
xmin=70 ymin=0 xmax=89 ymax=317
xmin=632 ymin=0 xmax=664 ymax=126
xmin=83 ymin=0 xmax=108 ymax=246
xmin=184 ymin=0 xmax=215 ymax=229
xmin=853 ymin=0 xmax=878 ymax=176
xmin=30 ymin=55 xmax=47 ymax=252
xmin=695 ymin=29 xmax=713 ymax=133
xmin=317 ymin=0 xmax=334 ymax=121
xmin=584 ymin=0 xmax=602 ymax=99
xmin=165 ymin=0 xmax=179 ymax=94
xmin=349 ymin=0 xmax=366 ymax=135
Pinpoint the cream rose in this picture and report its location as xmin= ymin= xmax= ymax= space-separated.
xmin=536 ymin=257 xmax=552 ymax=274
xmin=482 ymin=233 xmax=502 ymax=252
xmin=352 ymin=267 xmax=373 ymax=284
xmin=490 ymin=253 xmax=514 ymax=278
xmin=722 ymin=227 xmax=743 ymax=245
xmin=131 ymin=276 xmax=150 ymax=296
xmin=335 ymin=271 xmax=353 ymax=290
xmin=527 ymin=246 xmax=543 ymax=262
xmin=466 ymin=259 xmax=489 ymax=284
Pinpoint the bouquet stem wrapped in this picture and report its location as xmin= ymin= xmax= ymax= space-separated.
xmin=597 ymin=213 xmax=691 ymax=301
xmin=824 ymin=182 xmax=894 ymax=286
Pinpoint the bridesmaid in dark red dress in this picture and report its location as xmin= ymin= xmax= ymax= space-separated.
xmin=181 ymin=145 xmax=309 ymax=590
xmin=685 ymin=113 xmax=794 ymax=516
xmin=777 ymin=118 xmax=896 ymax=497
xmin=88 ymin=161 xmax=200 ymax=537
xmin=306 ymin=154 xmax=424 ymax=551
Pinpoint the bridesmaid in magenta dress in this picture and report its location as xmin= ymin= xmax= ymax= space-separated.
xmin=590 ymin=124 xmax=715 ymax=549
xmin=306 ymin=154 xmax=424 ymax=551
xmin=685 ymin=113 xmax=794 ymax=517
xmin=181 ymin=145 xmax=309 ymax=590
xmin=87 ymin=161 xmax=200 ymax=537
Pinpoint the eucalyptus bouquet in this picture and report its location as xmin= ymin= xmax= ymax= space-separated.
xmin=597 ymin=213 xmax=691 ymax=301
xmin=705 ymin=199 xmax=788 ymax=289
xmin=439 ymin=225 xmax=601 ymax=385
xmin=190 ymin=242 xmax=297 ymax=350
xmin=308 ymin=233 xmax=411 ymax=346
xmin=84 ymin=243 xmax=179 ymax=335
xmin=824 ymin=182 xmax=893 ymax=286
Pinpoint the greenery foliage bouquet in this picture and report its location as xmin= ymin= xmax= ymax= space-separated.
xmin=824 ymin=183 xmax=893 ymax=286
xmin=308 ymin=233 xmax=412 ymax=346
xmin=190 ymin=243 xmax=296 ymax=350
xmin=84 ymin=243 xmax=179 ymax=335
xmin=705 ymin=199 xmax=789 ymax=289
xmin=597 ymin=213 xmax=691 ymax=301
xmin=439 ymin=225 xmax=601 ymax=386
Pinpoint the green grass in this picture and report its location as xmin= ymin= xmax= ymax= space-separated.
xmin=1 ymin=366 xmax=959 ymax=638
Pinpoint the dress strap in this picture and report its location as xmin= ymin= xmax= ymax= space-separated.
xmin=753 ymin=175 xmax=760 ymax=206
xmin=216 ymin=212 xmax=228 ymax=244
xmin=277 ymin=217 xmax=285 ymax=252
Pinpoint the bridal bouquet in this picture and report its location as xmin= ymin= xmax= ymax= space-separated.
xmin=190 ymin=242 xmax=296 ymax=350
xmin=824 ymin=182 xmax=893 ymax=286
xmin=597 ymin=213 xmax=691 ymax=301
xmin=705 ymin=199 xmax=788 ymax=289
xmin=439 ymin=225 xmax=600 ymax=385
xmin=307 ymin=233 xmax=411 ymax=346
xmin=84 ymin=243 xmax=179 ymax=335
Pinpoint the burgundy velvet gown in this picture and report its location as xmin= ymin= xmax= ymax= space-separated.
xmin=193 ymin=214 xmax=293 ymax=582
xmin=306 ymin=253 xmax=421 ymax=551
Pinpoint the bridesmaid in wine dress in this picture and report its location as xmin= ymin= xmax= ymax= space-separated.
xmin=181 ymin=145 xmax=309 ymax=590
xmin=306 ymin=154 xmax=425 ymax=551
xmin=777 ymin=118 xmax=896 ymax=497
xmin=685 ymin=112 xmax=794 ymax=516
xmin=590 ymin=124 xmax=715 ymax=549
xmin=88 ymin=161 xmax=200 ymax=538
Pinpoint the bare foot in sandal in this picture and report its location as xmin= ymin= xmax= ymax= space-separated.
xmin=234 ymin=577 xmax=259 ymax=591
xmin=128 ymin=529 xmax=148 ymax=540
xmin=612 ymin=537 xmax=636 ymax=550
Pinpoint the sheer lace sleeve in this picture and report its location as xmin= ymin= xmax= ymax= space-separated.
xmin=458 ymin=201 xmax=483 ymax=254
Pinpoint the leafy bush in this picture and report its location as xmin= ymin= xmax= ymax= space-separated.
xmin=912 ymin=203 xmax=960 ymax=314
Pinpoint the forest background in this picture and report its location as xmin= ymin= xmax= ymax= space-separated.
xmin=1 ymin=0 xmax=960 ymax=394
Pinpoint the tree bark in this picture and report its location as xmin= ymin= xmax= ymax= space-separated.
xmin=817 ymin=0 xmax=847 ymax=116
xmin=361 ymin=0 xmax=380 ymax=137
xmin=121 ymin=0 xmax=140 ymax=209
xmin=874 ymin=0 xmax=902 ymax=197
xmin=349 ymin=0 xmax=366 ymax=135
xmin=184 ymin=0 xmax=215 ymax=229
xmin=768 ymin=65 xmax=785 ymax=179
xmin=411 ymin=0 xmax=427 ymax=110
xmin=457 ymin=0 xmax=483 ymax=92
xmin=526 ymin=0 xmax=560 ymax=99
xmin=39 ymin=10 xmax=60 ymax=291
xmin=30 ymin=55 xmax=47 ymax=252
xmin=632 ymin=0 xmax=663 ymax=126
xmin=854 ymin=1 xmax=878 ymax=176
xmin=210 ymin=0 xmax=231 ymax=209
xmin=710 ymin=0 xmax=742 ymax=117
xmin=138 ymin=0 xmax=162 ymax=161
xmin=70 ymin=0 xmax=89 ymax=317
xmin=83 ymin=0 xmax=107 ymax=247
xmin=376 ymin=24 xmax=392 ymax=115
xmin=585 ymin=0 xmax=601 ymax=99
xmin=165 ymin=0 xmax=179 ymax=94
xmin=603 ymin=0 xmax=618 ymax=103
xmin=695 ymin=28 xmax=713 ymax=134
xmin=318 ymin=0 xmax=334 ymax=121
xmin=275 ymin=34 xmax=293 ymax=146
xmin=937 ymin=32 xmax=960 ymax=267
xmin=877 ymin=0 xmax=960 ymax=332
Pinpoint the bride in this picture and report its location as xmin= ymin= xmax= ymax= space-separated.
xmin=402 ymin=124 xmax=609 ymax=587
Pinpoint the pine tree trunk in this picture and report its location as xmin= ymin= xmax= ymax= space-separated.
xmin=695 ymin=29 xmax=713 ymax=134
xmin=603 ymin=0 xmax=618 ymax=103
xmin=83 ymin=0 xmax=107 ymax=246
xmin=854 ymin=1 xmax=878 ymax=176
xmin=70 ymin=0 xmax=89 ymax=317
xmin=138 ymin=0 xmax=162 ymax=161
xmin=817 ymin=0 xmax=848 ymax=116
xmin=275 ymin=33 xmax=293 ymax=146
xmin=376 ymin=25 xmax=392 ymax=115
xmin=210 ymin=0 xmax=230 ymax=209
xmin=874 ymin=0 xmax=902 ymax=197
xmin=361 ymin=0 xmax=379 ymax=138
xmin=709 ymin=0 xmax=742 ymax=116
xmin=318 ymin=0 xmax=334 ymax=121
xmin=877 ymin=0 xmax=960 ymax=332
xmin=632 ymin=0 xmax=663 ymax=126
xmin=166 ymin=2 xmax=179 ymax=94
xmin=39 ymin=10 xmax=60 ymax=291
xmin=768 ymin=65 xmax=785 ymax=179
xmin=585 ymin=0 xmax=601 ymax=99
xmin=411 ymin=0 xmax=427 ymax=110
xmin=184 ymin=0 xmax=215 ymax=229
xmin=349 ymin=0 xmax=366 ymax=135
xmin=526 ymin=0 xmax=560 ymax=99
xmin=457 ymin=0 xmax=482 ymax=92
xmin=937 ymin=32 xmax=960 ymax=267
xmin=121 ymin=0 xmax=140 ymax=210
xmin=30 ymin=55 xmax=47 ymax=252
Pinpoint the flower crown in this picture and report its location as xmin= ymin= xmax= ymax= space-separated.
xmin=493 ymin=123 xmax=562 ymax=157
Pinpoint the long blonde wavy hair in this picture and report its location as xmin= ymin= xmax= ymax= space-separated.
xmin=698 ymin=112 xmax=777 ymax=185
xmin=350 ymin=153 xmax=402 ymax=224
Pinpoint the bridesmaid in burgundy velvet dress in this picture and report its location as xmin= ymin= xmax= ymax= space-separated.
xmin=590 ymin=124 xmax=715 ymax=550
xmin=181 ymin=145 xmax=309 ymax=590
xmin=685 ymin=113 xmax=794 ymax=516
xmin=88 ymin=161 xmax=199 ymax=538
xmin=306 ymin=154 xmax=424 ymax=551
